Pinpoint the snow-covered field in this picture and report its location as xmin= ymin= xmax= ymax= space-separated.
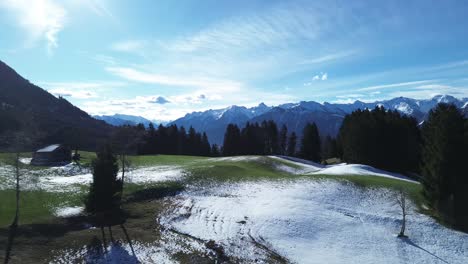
xmin=1 ymin=156 xmax=466 ymax=263
xmin=161 ymin=180 xmax=468 ymax=263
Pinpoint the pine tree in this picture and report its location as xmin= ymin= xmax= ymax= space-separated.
xmin=338 ymin=107 xmax=420 ymax=173
xmin=223 ymin=124 xmax=241 ymax=156
xmin=211 ymin=144 xmax=221 ymax=157
xmin=300 ymin=123 xmax=321 ymax=162
xmin=322 ymin=135 xmax=338 ymax=160
xmin=201 ymin=132 xmax=211 ymax=156
xmin=279 ymin=125 xmax=288 ymax=155
xmin=85 ymin=144 xmax=122 ymax=215
xmin=421 ymin=103 xmax=466 ymax=229
xmin=287 ymin=132 xmax=297 ymax=157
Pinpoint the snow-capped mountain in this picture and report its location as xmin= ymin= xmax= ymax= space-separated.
xmin=94 ymin=114 xmax=158 ymax=127
xmin=170 ymin=95 xmax=468 ymax=145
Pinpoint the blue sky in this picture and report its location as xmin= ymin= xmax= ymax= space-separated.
xmin=1 ymin=0 xmax=468 ymax=121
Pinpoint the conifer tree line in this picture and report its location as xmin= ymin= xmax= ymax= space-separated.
xmin=109 ymin=123 xmax=215 ymax=157
xmin=222 ymin=120 xmax=321 ymax=161
xmin=337 ymin=106 xmax=420 ymax=173
xmin=139 ymin=123 xmax=212 ymax=156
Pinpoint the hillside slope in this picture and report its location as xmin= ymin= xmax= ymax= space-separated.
xmin=0 ymin=60 xmax=111 ymax=150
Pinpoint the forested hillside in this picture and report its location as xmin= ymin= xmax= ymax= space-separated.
xmin=0 ymin=60 xmax=111 ymax=150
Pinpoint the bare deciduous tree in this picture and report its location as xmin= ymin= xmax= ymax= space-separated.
xmin=396 ymin=189 xmax=411 ymax=238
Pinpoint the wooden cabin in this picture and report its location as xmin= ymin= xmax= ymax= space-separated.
xmin=31 ymin=144 xmax=72 ymax=166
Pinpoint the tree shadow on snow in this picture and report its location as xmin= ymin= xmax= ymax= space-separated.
xmin=400 ymin=237 xmax=449 ymax=264
xmin=84 ymin=226 xmax=140 ymax=263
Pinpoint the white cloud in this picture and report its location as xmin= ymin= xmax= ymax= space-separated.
xmin=357 ymin=80 xmax=436 ymax=92
xmin=305 ymin=72 xmax=327 ymax=85
xmin=39 ymin=80 xmax=126 ymax=90
xmin=389 ymin=84 xmax=468 ymax=99
xmin=299 ymin=51 xmax=357 ymax=65
xmin=48 ymin=88 xmax=97 ymax=99
xmin=39 ymin=81 xmax=126 ymax=98
xmin=0 ymin=0 xmax=66 ymax=53
xmin=321 ymin=73 xmax=328 ymax=81
xmin=106 ymin=66 xmax=243 ymax=92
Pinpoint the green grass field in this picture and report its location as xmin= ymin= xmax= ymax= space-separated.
xmin=0 ymin=153 xmax=423 ymax=228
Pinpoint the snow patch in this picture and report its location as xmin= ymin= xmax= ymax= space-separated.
xmin=54 ymin=206 xmax=84 ymax=217
xmin=19 ymin=158 xmax=31 ymax=165
xmin=273 ymin=156 xmax=417 ymax=183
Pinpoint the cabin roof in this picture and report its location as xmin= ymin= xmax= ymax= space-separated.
xmin=36 ymin=144 xmax=61 ymax=153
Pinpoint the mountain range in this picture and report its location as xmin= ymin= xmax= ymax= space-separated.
xmin=93 ymin=114 xmax=158 ymax=127
xmin=170 ymin=95 xmax=468 ymax=145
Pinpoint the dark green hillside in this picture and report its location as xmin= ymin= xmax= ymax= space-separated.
xmin=0 ymin=60 xmax=111 ymax=150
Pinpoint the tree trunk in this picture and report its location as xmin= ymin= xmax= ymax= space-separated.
xmin=121 ymin=154 xmax=125 ymax=184
xmin=12 ymin=152 xmax=20 ymax=227
xmin=400 ymin=213 xmax=406 ymax=236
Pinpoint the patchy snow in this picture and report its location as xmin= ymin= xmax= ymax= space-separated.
xmin=161 ymin=180 xmax=468 ymax=264
xmin=272 ymin=156 xmax=417 ymax=183
xmin=208 ymin=156 xmax=262 ymax=162
xmin=394 ymin=102 xmax=414 ymax=115
xmin=54 ymin=206 xmax=84 ymax=217
xmin=19 ymin=157 xmax=31 ymax=165
xmin=125 ymin=166 xmax=185 ymax=185
xmin=311 ymin=163 xmax=417 ymax=182
xmin=0 ymin=164 xmax=185 ymax=192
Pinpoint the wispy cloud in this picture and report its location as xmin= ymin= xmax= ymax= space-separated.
xmin=48 ymin=89 xmax=97 ymax=99
xmin=0 ymin=0 xmax=66 ymax=53
xmin=389 ymin=84 xmax=468 ymax=99
xmin=299 ymin=51 xmax=357 ymax=65
xmin=39 ymin=81 xmax=126 ymax=98
xmin=357 ymin=80 xmax=436 ymax=92
xmin=106 ymin=66 xmax=243 ymax=92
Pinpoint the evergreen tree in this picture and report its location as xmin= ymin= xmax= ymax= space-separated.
xmin=421 ymin=103 xmax=467 ymax=230
xmin=177 ymin=126 xmax=187 ymax=155
xmin=338 ymin=107 xmax=420 ymax=173
xmin=287 ymin=132 xmax=297 ymax=156
xmin=223 ymin=124 xmax=241 ymax=156
xmin=201 ymin=132 xmax=211 ymax=156
xmin=85 ymin=144 xmax=122 ymax=215
xmin=300 ymin=123 xmax=321 ymax=162
xmin=211 ymin=144 xmax=221 ymax=157
xmin=322 ymin=135 xmax=338 ymax=160
xmin=279 ymin=125 xmax=288 ymax=155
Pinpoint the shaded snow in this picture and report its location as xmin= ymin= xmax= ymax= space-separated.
xmin=50 ymin=228 xmax=210 ymax=263
xmin=161 ymin=180 xmax=468 ymax=264
xmin=272 ymin=156 xmax=417 ymax=183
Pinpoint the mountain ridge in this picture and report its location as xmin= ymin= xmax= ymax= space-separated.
xmin=170 ymin=95 xmax=468 ymax=145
